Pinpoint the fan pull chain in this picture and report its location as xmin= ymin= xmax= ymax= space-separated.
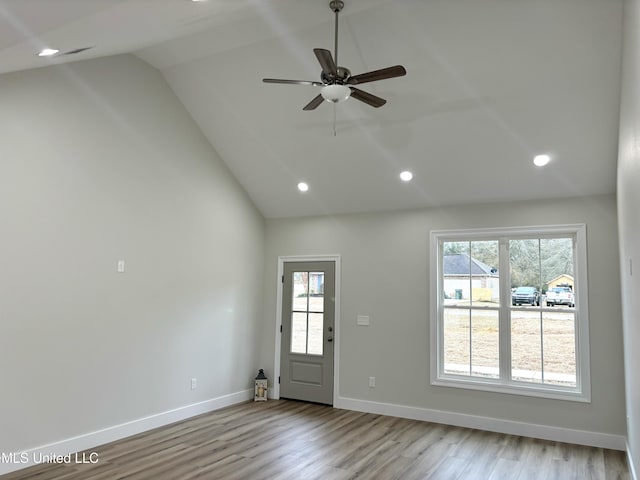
xmin=333 ymin=103 xmax=337 ymax=136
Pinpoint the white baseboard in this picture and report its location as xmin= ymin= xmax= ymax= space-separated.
xmin=334 ymin=396 xmax=626 ymax=451
xmin=0 ymin=389 xmax=253 ymax=476
xmin=629 ymin=442 xmax=638 ymax=480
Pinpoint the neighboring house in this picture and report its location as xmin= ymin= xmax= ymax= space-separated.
xmin=547 ymin=274 xmax=574 ymax=290
xmin=443 ymin=254 xmax=499 ymax=302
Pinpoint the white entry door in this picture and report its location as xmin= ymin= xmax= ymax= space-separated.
xmin=280 ymin=261 xmax=335 ymax=405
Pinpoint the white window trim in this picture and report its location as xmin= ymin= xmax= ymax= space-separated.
xmin=429 ymin=224 xmax=591 ymax=402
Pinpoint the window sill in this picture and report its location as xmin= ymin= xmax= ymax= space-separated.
xmin=432 ymin=376 xmax=591 ymax=403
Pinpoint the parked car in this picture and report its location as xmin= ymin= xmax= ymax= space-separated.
xmin=512 ymin=286 xmax=540 ymax=306
xmin=546 ymin=286 xmax=575 ymax=307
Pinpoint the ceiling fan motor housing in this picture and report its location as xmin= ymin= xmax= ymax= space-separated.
xmin=321 ymin=66 xmax=351 ymax=85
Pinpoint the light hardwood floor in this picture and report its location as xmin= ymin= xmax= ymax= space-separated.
xmin=1 ymin=399 xmax=630 ymax=480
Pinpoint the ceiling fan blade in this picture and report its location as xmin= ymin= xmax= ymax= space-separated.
xmin=314 ymin=48 xmax=337 ymax=77
xmin=303 ymin=94 xmax=325 ymax=111
xmin=263 ymin=78 xmax=324 ymax=86
xmin=347 ymin=65 xmax=407 ymax=85
xmin=349 ymin=88 xmax=387 ymax=108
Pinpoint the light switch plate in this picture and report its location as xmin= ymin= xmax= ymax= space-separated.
xmin=357 ymin=315 xmax=370 ymax=326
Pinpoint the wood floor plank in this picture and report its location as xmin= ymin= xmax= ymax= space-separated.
xmin=401 ymin=421 xmax=451 ymax=459
xmin=486 ymin=457 xmax=524 ymax=480
xmin=603 ymin=448 xmax=631 ymax=480
xmin=426 ymin=455 xmax=469 ymax=480
xmin=499 ymin=433 xmax=527 ymax=461
xmin=400 ymin=436 xmax=460 ymax=480
xmin=358 ymin=454 xmax=417 ymax=480
xmin=0 ymin=400 xmax=629 ymax=480
xmin=516 ymin=438 xmax=557 ymax=480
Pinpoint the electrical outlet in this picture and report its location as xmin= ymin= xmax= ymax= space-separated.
xmin=368 ymin=376 xmax=376 ymax=388
xmin=190 ymin=378 xmax=197 ymax=390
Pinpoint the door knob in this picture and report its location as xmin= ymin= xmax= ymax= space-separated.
xmin=328 ymin=326 xmax=333 ymax=332
xmin=327 ymin=336 xmax=333 ymax=342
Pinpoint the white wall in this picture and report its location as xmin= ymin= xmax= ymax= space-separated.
xmin=0 ymin=55 xmax=264 ymax=461
xmin=0 ymin=43 xmax=629 ymax=473
xmin=618 ymin=0 xmax=640 ymax=476
xmin=264 ymin=195 xmax=626 ymax=443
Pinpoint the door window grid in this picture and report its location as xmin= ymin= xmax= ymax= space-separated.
xmin=291 ymin=271 xmax=325 ymax=355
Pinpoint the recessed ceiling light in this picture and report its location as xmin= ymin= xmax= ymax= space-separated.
xmin=37 ymin=48 xmax=59 ymax=57
xmin=297 ymin=182 xmax=309 ymax=192
xmin=400 ymin=171 xmax=413 ymax=182
xmin=533 ymin=154 xmax=551 ymax=167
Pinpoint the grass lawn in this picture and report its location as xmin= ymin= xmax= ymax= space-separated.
xmin=443 ymin=306 xmax=576 ymax=386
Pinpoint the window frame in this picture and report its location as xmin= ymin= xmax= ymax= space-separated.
xmin=429 ymin=224 xmax=591 ymax=402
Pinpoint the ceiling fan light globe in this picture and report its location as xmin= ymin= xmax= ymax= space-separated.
xmin=321 ymin=84 xmax=351 ymax=103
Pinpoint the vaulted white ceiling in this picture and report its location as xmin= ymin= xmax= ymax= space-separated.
xmin=0 ymin=0 xmax=623 ymax=218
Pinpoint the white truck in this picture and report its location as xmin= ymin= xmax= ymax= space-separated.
xmin=545 ymin=286 xmax=575 ymax=307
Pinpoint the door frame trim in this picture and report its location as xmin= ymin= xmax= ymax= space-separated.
xmin=273 ymin=255 xmax=341 ymax=404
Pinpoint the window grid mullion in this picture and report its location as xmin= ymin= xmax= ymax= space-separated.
xmin=540 ymin=313 xmax=545 ymax=383
xmin=538 ymin=240 xmax=544 ymax=384
xmin=439 ymin=240 xmax=446 ymax=378
xmin=468 ymin=242 xmax=473 ymax=376
xmin=305 ymin=272 xmax=310 ymax=354
xmin=572 ymin=235 xmax=581 ymax=390
xmin=468 ymin=309 xmax=472 ymax=376
xmin=498 ymin=237 xmax=511 ymax=385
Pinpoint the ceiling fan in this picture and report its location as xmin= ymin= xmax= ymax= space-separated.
xmin=263 ymin=0 xmax=407 ymax=111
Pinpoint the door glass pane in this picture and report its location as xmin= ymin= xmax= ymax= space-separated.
xmin=511 ymin=311 xmax=542 ymax=383
xmin=307 ymin=313 xmax=324 ymax=355
xmin=542 ymin=311 xmax=576 ymax=387
xmin=292 ymin=272 xmax=309 ymax=311
xmin=291 ymin=312 xmax=307 ymax=354
xmin=291 ymin=270 xmax=325 ymax=355
xmin=308 ymin=272 xmax=324 ymax=313
xmin=443 ymin=308 xmax=470 ymax=375
xmin=471 ymin=310 xmax=499 ymax=378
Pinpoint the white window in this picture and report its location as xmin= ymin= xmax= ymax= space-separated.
xmin=430 ymin=225 xmax=590 ymax=402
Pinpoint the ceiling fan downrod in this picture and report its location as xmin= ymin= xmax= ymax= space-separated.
xmin=330 ymin=0 xmax=344 ymax=67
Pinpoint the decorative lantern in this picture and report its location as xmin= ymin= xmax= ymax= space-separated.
xmin=254 ymin=369 xmax=268 ymax=402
